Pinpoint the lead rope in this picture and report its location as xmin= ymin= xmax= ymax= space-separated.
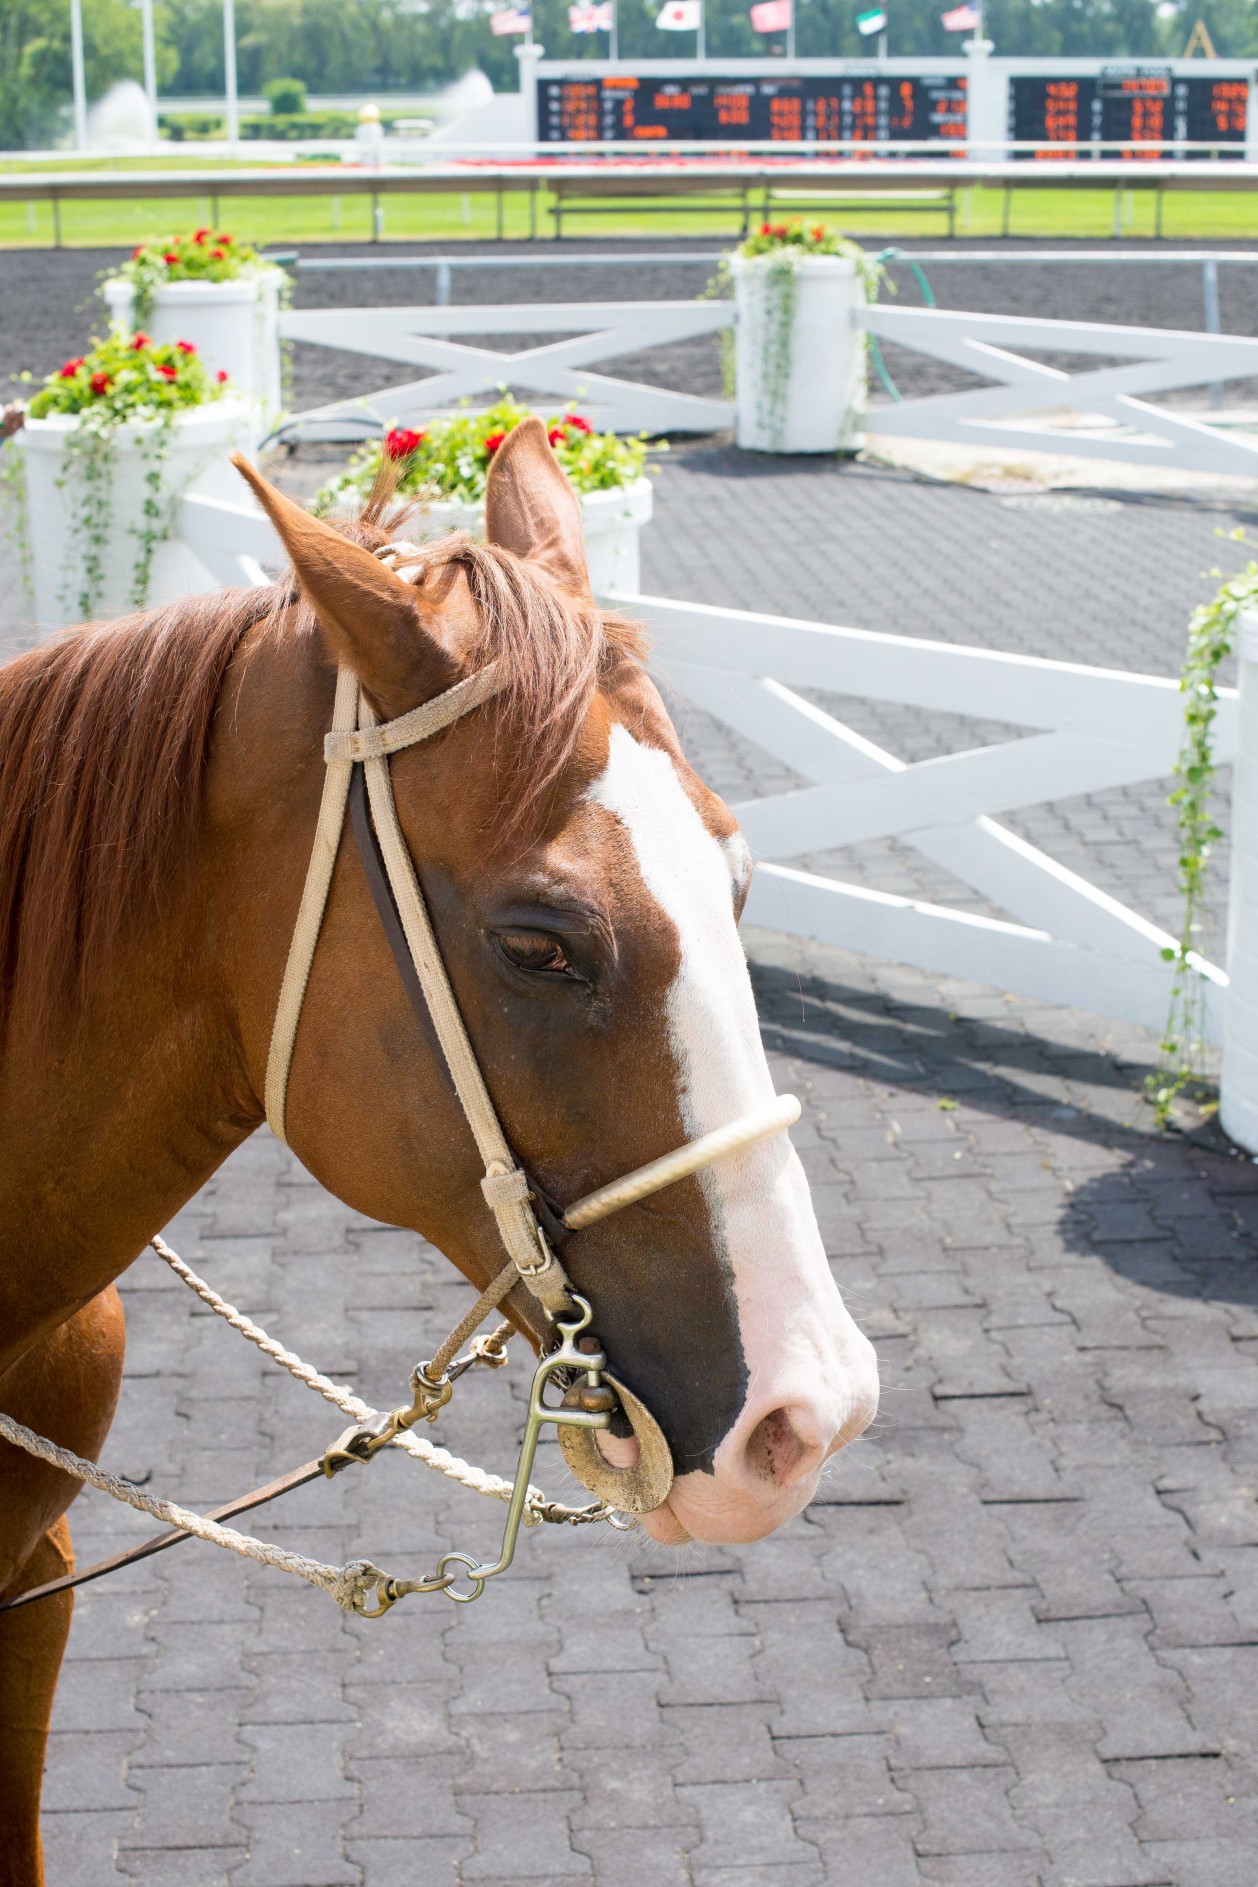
xmin=0 ymin=1406 xmax=399 ymax=1615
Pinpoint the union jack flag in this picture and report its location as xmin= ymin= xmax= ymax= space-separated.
xmin=569 ymin=1 xmax=614 ymax=28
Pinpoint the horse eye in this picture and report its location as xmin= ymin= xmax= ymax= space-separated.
xmin=498 ymin=931 xmax=574 ymax=976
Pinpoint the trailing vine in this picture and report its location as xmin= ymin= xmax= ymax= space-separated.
xmin=0 ymin=438 xmax=32 ymax=602
xmin=707 ymin=221 xmax=887 ymax=451
xmin=1147 ymin=538 xmax=1258 ymax=1127
xmin=15 ymin=331 xmax=228 ymax=622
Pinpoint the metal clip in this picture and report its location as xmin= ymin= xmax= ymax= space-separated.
xmin=430 ymin=1294 xmax=613 ymax=1605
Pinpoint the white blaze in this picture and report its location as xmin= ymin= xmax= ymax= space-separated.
xmin=589 ymin=724 xmax=873 ymax=1510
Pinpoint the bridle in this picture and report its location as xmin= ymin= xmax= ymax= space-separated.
xmin=258 ymin=539 xmax=800 ymax=1597
xmin=0 ymin=553 xmax=803 ymax=1617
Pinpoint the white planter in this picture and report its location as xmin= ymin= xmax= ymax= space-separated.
xmin=1221 ymin=610 xmax=1258 ymax=1151
xmin=102 ymin=271 xmax=283 ymax=443
xmin=19 ymin=398 xmax=252 ymax=632
xmin=330 ymin=476 xmax=653 ymax=596
xmin=730 ymin=252 xmax=867 ymax=456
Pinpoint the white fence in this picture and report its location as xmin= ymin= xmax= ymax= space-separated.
xmin=171 ymin=482 xmax=1233 ymax=1041
xmin=277 ymin=300 xmax=734 ymax=438
xmin=274 ymin=288 xmax=1258 ymax=479
xmin=860 ymin=303 xmax=1258 ymax=477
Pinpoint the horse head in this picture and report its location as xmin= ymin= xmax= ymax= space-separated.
xmin=229 ymin=419 xmax=878 ymax=1547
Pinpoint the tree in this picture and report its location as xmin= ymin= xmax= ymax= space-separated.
xmin=0 ymin=0 xmax=178 ymax=150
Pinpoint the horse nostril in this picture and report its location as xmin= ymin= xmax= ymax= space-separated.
xmin=743 ymin=1407 xmax=821 ymax=1488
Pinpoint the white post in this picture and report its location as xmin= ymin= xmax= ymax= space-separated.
xmin=962 ymin=32 xmax=999 ymax=161
xmin=223 ymin=0 xmax=239 ymax=148
xmin=786 ymin=0 xmax=795 ymax=62
xmin=69 ymin=0 xmax=89 ymax=151
xmin=610 ymin=1 xmax=619 ymax=61
xmin=140 ymin=0 xmax=158 ymax=142
xmin=697 ymin=0 xmax=705 ymax=61
xmin=1220 ymin=611 xmax=1258 ymax=1151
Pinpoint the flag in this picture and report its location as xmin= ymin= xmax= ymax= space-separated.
xmin=750 ymin=0 xmax=791 ymax=30
xmin=656 ymin=0 xmax=700 ymax=27
xmin=490 ymin=5 xmax=531 ymax=31
xmin=569 ymin=0 xmax=613 ymax=26
xmin=856 ymin=6 xmax=887 ymax=31
xmin=940 ymin=2 xmax=979 ymax=27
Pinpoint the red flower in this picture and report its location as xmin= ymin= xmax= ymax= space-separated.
xmin=131 ymin=332 xmax=151 ymax=349
xmin=155 ymin=363 xmax=179 ymax=380
xmin=58 ymin=357 xmax=84 ymax=378
xmin=131 ymin=244 xmax=144 ymax=260
xmin=210 ymin=248 xmax=225 ymax=261
xmin=566 ymin=413 xmax=592 ymax=433
xmin=483 ymin=431 xmax=507 ymax=455
xmin=216 ymin=369 xmax=230 ymax=383
xmin=89 ymin=372 xmax=111 ymax=395
xmin=216 ymin=234 xmax=233 ymax=245
xmin=175 ymin=340 xmax=196 ymax=354
xmin=193 ymin=227 xmax=210 ymax=243
xmin=547 ymin=426 xmax=568 ymax=448
xmin=384 ymin=426 xmax=424 ymax=459
xmin=811 ymin=224 xmax=826 ymax=240
xmin=163 ymin=252 xmax=179 ymax=265
xmin=760 ymin=222 xmax=772 ymax=235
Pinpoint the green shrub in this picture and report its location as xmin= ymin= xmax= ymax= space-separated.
xmin=263 ymin=77 xmax=308 ymax=116
xmin=239 ymin=111 xmax=357 ymax=140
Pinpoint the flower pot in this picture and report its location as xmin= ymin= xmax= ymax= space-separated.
xmin=730 ymin=253 xmax=867 ymax=456
xmin=330 ymin=476 xmax=653 ymax=595
xmin=19 ymin=398 xmax=252 ymax=633
xmin=103 ymin=272 xmax=283 ymax=443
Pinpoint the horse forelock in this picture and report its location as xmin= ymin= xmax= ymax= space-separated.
xmin=0 ymin=512 xmax=644 ymax=1048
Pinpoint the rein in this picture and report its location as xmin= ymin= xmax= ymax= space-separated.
xmin=1 ymin=580 xmax=801 ymax=1617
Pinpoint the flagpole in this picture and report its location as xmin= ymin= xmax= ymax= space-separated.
xmin=787 ymin=0 xmax=795 ymax=61
xmin=697 ymin=0 xmax=705 ymax=60
xmin=610 ymin=0 xmax=618 ymax=59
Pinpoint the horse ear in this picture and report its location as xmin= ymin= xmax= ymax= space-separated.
xmin=230 ymin=454 xmax=466 ymax=715
xmin=483 ymin=416 xmax=592 ymax=602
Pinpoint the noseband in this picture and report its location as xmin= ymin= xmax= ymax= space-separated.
xmin=257 ymin=573 xmax=798 ymax=1594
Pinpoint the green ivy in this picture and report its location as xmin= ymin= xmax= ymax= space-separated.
xmin=1148 ymin=538 xmax=1258 ymax=1127
xmin=16 ymin=332 xmax=227 ymax=622
xmin=707 ymin=222 xmax=886 ymax=452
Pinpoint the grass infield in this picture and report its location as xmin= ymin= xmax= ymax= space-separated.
xmin=4 ymin=177 xmax=1258 ymax=248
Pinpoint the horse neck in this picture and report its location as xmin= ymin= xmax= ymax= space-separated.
xmin=0 ymin=624 xmax=323 ymax=1366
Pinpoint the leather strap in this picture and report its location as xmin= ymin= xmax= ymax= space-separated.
xmin=349 ymin=763 xmax=454 ymax=1096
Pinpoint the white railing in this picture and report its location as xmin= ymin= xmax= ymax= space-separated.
xmin=172 ymin=485 xmax=1229 ymax=1042
xmin=860 ymin=303 xmax=1258 ymax=476
xmin=276 ymin=300 xmax=734 ymax=439
xmin=644 ymin=592 xmax=1231 ymax=1040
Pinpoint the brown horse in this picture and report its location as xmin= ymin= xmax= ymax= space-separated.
xmin=0 ymin=419 xmax=877 ymax=1885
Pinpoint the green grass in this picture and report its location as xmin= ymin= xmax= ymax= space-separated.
xmin=4 ymin=178 xmax=1258 ymax=250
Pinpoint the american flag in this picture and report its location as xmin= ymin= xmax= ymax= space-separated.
xmin=569 ymin=0 xmax=613 ymax=28
xmin=490 ymin=5 xmax=531 ymax=32
xmin=940 ymin=2 xmax=979 ymax=27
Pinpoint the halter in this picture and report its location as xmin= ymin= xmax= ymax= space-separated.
xmin=0 ymin=561 xmax=805 ymax=1622
xmin=258 ymin=547 xmax=800 ymax=1601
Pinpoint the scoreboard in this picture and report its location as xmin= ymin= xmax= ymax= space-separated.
xmin=1009 ymin=67 xmax=1248 ymax=158
xmin=537 ymin=73 xmax=968 ymax=147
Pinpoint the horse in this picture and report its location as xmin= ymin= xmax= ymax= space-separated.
xmin=0 ymin=416 xmax=878 ymax=1885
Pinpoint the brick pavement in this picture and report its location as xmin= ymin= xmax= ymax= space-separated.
xmin=4 ymin=452 xmax=1258 ymax=1886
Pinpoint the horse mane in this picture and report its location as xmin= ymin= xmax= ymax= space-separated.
xmin=0 ymin=510 xmax=644 ymax=1047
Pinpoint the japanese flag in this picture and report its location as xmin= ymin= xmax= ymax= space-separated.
xmin=657 ymin=0 xmax=701 ymax=27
